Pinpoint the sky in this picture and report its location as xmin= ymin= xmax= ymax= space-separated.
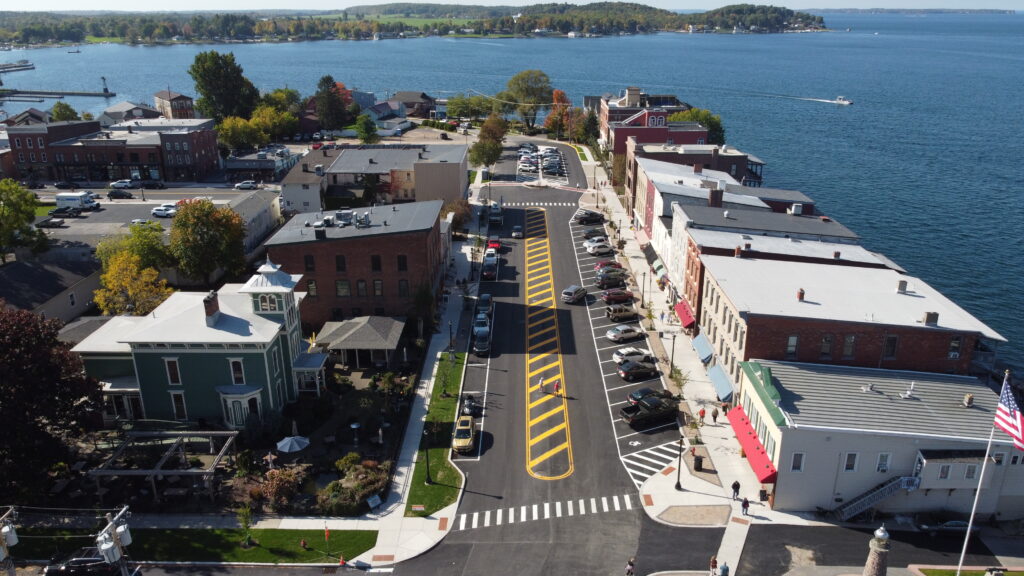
xmin=8 ymin=1 xmax=1022 ymax=12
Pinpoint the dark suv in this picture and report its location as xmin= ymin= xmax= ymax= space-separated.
xmin=596 ymin=275 xmax=627 ymax=290
xmin=139 ymin=180 xmax=166 ymax=189
xmin=575 ymin=210 xmax=604 ymax=225
xmin=106 ymin=189 xmax=134 ymax=199
xmin=44 ymin=547 xmax=124 ymax=575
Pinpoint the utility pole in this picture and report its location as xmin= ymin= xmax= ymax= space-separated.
xmin=96 ymin=506 xmax=132 ymax=576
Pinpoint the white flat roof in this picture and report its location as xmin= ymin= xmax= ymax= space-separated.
xmin=120 ymin=287 xmax=283 ymax=344
xmin=702 ymin=255 xmax=1004 ymax=340
xmin=637 ymin=157 xmax=738 ymax=188
xmin=73 ymin=317 xmax=144 ymax=353
xmin=687 ymin=228 xmax=893 ymax=267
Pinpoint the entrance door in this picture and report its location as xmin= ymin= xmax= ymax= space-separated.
xmin=128 ymin=395 xmax=143 ymax=420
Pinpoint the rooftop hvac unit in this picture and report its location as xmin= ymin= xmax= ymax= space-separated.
xmin=322 ymin=216 xmax=334 ymax=227
xmin=315 ymin=164 xmax=324 ymax=176
xmin=2 ymin=524 xmax=18 ymax=547
xmin=787 ymin=203 xmax=804 ymax=215
xmin=336 ymin=210 xmax=353 ymax=224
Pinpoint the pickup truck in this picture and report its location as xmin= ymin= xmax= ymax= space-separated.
xmin=619 ymin=396 xmax=679 ymax=427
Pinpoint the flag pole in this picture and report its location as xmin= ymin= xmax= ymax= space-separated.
xmin=954 ymin=423 xmax=996 ymax=576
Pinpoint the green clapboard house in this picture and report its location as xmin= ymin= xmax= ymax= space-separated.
xmin=73 ymin=260 xmax=327 ymax=428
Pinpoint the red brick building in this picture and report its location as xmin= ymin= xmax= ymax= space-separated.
xmin=625 ymin=136 xmax=764 ymax=188
xmin=605 ymin=110 xmax=707 ymax=156
xmin=265 ymin=201 xmax=444 ymax=331
xmin=594 ymin=86 xmax=691 ymax=148
xmin=6 ymin=121 xmax=102 ymax=181
xmin=154 ymin=90 xmax=196 ymax=120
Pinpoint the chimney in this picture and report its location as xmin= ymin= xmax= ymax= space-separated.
xmin=923 ymin=311 xmax=939 ymax=326
xmin=368 ymin=158 xmax=376 ymax=164
xmin=303 ymin=163 xmax=309 ymax=172
xmin=723 ymin=210 xmax=729 ymax=219
xmin=693 ymin=164 xmax=702 ymax=174
xmin=833 ymin=251 xmax=841 ymax=259
xmin=963 ymin=393 xmax=974 ymax=408
xmin=707 ymin=188 xmax=723 ymax=208
xmin=797 ymin=288 xmax=805 ymax=302
xmin=896 ymin=280 xmax=908 ymax=294
xmin=625 ymin=86 xmax=641 ymax=107
xmin=734 ymin=245 xmax=742 ymax=257
xmin=127 ymin=125 xmax=133 ymax=134
xmin=861 ymin=525 xmax=890 ymax=576
xmin=203 ymin=291 xmax=220 ymax=327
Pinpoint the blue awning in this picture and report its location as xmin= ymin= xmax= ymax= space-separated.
xmin=692 ymin=334 xmax=713 ymax=364
xmin=709 ymin=365 xmax=734 ymax=403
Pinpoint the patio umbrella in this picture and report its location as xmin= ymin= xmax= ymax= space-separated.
xmin=276 ymin=436 xmax=310 ymax=453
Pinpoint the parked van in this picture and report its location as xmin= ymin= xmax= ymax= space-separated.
xmin=55 ymin=191 xmax=100 ymax=211
xmin=605 ymin=304 xmax=637 ymax=322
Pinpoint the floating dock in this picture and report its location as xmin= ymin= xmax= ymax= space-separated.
xmin=0 ymin=89 xmax=115 ymax=99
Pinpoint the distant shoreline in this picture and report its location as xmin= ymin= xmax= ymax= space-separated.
xmin=807 ymin=9 xmax=1015 ymax=14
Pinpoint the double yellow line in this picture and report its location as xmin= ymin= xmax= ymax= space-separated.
xmin=522 ymin=208 xmax=573 ymax=481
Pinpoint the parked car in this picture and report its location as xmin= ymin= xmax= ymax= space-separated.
xmin=596 ymin=275 xmax=627 ymax=289
xmin=613 ymin=347 xmax=655 ymax=365
xmin=234 ymin=180 xmax=258 ymax=190
xmin=561 ymin=285 xmax=586 ymax=304
xmin=36 ymin=217 xmax=64 ymax=228
xmin=129 ymin=218 xmax=151 ymax=226
xmin=601 ymin=289 xmax=634 ymax=304
xmin=109 ymin=179 xmax=137 ymax=189
xmin=477 ymin=293 xmax=493 ymax=317
xmin=473 ymin=313 xmax=490 ymax=332
xmin=597 ymin=267 xmax=629 ymax=279
xmin=620 ymin=396 xmax=678 ymax=427
xmin=487 ymin=235 xmax=502 ymax=250
xmin=587 ymin=243 xmax=614 ymax=256
xmin=582 ymin=228 xmax=607 ymax=239
xmin=19 ymin=180 xmax=44 ymax=189
xmin=575 ymin=210 xmax=604 ymax=225
xmin=481 ymin=262 xmax=498 ymax=281
xmin=106 ymin=189 xmax=134 ymax=199
xmin=618 ymin=361 xmax=659 ymax=381
xmin=461 ymin=394 xmax=483 ymax=417
xmin=452 ymin=416 xmax=477 ymax=454
xmin=484 ymin=247 xmax=498 ymax=260
xmin=595 ymin=260 xmax=623 ymax=272
xmin=606 ymin=324 xmax=644 ymax=342
xmin=511 ymin=225 xmax=523 ymax=239
xmin=48 ymin=206 xmax=81 ymax=218
xmin=43 ymin=547 xmax=123 ymax=576
xmin=151 ymin=206 xmax=176 ymax=218
xmin=627 ymin=387 xmax=674 ymax=405
xmin=139 ymin=180 xmax=166 ymax=189
xmin=53 ymin=181 xmax=78 ymax=189
xmin=605 ymin=304 xmax=638 ymax=322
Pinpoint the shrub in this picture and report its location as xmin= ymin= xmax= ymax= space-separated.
xmin=262 ymin=467 xmax=303 ymax=510
xmin=236 ymin=449 xmax=257 ymax=478
xmin=317 ymin=480 xmax=366 ymax=516
xmin=335 ymin=452 xmax=361 ymax=477
xmin=188 ymin=456 xmax=203 ymax=469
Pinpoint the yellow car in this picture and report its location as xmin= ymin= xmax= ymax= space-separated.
xmin=452 ymin=416 xmax=476 ymax=454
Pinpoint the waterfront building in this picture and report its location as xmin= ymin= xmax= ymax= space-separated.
xmin=585 ymin=86 xmax=691 ymax=150
xmin=97 ymin=101 xmax=161 ymax=127
xmin=605 ymin=110 xmax=708 ymax=156
xmin=322 ymin=143 xmax=468 ymax=204
xmin=153 ymin=90 xmax=196 ymax=120
xmin=625 ymin=135 xmax=765 ymax=188
xmin=279 ymin=148 xmax=340 ymax=213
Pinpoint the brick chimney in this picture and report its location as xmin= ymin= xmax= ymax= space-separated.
xmin=861 ymin=525 xmax=891 ymax=576
xmin=797 ymin=288 xmax=805 ymax=302
xmin=707 ymin=188 xmax=723 ymax=208
xmin=303 ymin=163 xmax=309 ymax=172
xmin=693 ymin=164 xmax=702 ymax=174
xmin=203 ymin=290 xmax=220 ymax=327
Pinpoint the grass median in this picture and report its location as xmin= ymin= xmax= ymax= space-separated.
xmin=405 ymin=351 xmax=465 ymax=517
xmin=16 ymin=528 xmax=376 ymax=563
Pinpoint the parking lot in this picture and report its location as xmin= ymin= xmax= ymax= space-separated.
xmin=514 ymin=142 xmax=571 ymax=186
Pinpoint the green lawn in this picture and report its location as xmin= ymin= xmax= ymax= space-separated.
xmin=35 ymin=203 xmax=55 ymax=217
xmin=16 ymin=528 xmax=376 ymax=563
xmin=85 ymin=36 xmax=124 ymax=43
xmin=405 ymin=352 xmax=465 ymax=517
xmin=572 ymin=145 xmax=586 ymax=160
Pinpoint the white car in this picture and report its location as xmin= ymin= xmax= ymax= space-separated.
xmin=151 ymin=206 xmax=176 ymax=218
xmin=583 ymin=238 xmax=609 ymax=249
xmin=234 ymin=180 xmax=258 ymax=190
xmin=519 ymin=164 xmax=538 ymax=173
xmin=613 ymin=347 xmax=655 ymax=365
xmin=129 ymin=218 xmax=151 ymax=226
xmin=484 ymin=248 xmax=497 ymax=260
xmin=109 ymin=179 xmax=136 ymax=189
xmin=587 ymin=242 xmax=614 ymax=256
xmin=606 ymin=325 xmax=644 ymax=342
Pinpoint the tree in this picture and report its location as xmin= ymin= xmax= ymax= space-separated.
xmin=505 ymin=69 xmax=553 ymax=129
xmin=477 ymin=113 xmax=507 ymax=144
xmin=96 ymin=220 xmax=170 ymax=272
xmin=261 ymin=87 xmax=301 ymax=115
xmin=441 ymin=198 xmax=472 ymax=231
xmin=0 ymin=305 xmax=100 ymax=499
xmin=250 ymin=105 xmax=298 ymax=142
xmin=0 ymin=179 xmax=49 ymax=264
xmin=354 ymin=114 xmax=379 ymax=144
xmin=544 ymin=89 xmax=571 ymax=139
xmin=50 ymin=101 xmax=81 ymax=122
xmin=169 ymin=199 xmax=246 ymax=286
xmin=469 ymin=139 xmax=503 ymax=172
xmin=188 ymin=50 xmax=260 ymax=123
xmin=94 ymin=251 xmax=173 ymax=316
xmin=314 ymin=75 xmax=347 ymax=131
xmin=668 ymin=108 xmax=726 ymax=145
xmin=582 ymin=109 xmax=600 ymax=144
xmin=217 ymin=116 xmax=268 ymax=151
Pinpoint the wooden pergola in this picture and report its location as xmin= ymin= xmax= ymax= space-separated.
xmin=87 ymin=430 xmax=238 ymax=503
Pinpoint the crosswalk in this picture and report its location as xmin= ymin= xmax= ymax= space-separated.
xmin=502 ymin=202 xmax=578 ymax=207
xmin=452 ymin=493 xmax=636 ymax=531
xmin=621 ymin=441 xmax=685 ymax=488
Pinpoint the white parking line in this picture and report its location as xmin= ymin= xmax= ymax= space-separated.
xmin=472 ymin=512 xmax=479 ymax=529
xmin=532 ymin=504 xmax=539 ymax=520
xmin=605 ymin=382 xmax=640 ymax=392
xmin=591 ymin=499 xmax=598 ymax=514
xmin=497 ymin=508 xmax=503 ymax=525
xmin=602 ymin=497 xmax=609 ymax=512
xmin=556 ymin=501 xmax=562 ymax=517
xmin=544 ymin=502 xmax=550 ymax=519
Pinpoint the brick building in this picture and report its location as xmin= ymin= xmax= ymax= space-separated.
xmin=154 ymin=90 xmax=196 ymax=120
xmin=604 ymin=109 xmax=707 ymax=156
xmin=6 ymin=121 xmax=102 ymax=181
xmin=589 ymin=86 xmax=691 ymax=147
xmin=625 ymin=136 xmax=765 ymax=188
xmin=264 ymin=200 xmax=444 ymax=331
xmin=693 ymin=255 xmax=1005 ymax=403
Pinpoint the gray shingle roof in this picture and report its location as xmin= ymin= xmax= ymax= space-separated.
xmin=316 ymin=316 xmax=406 ymax=350
xmin=0 ymin=259 xmax=100 ymax=311
xmin=326 ymin=144 xmax=466 ymax=175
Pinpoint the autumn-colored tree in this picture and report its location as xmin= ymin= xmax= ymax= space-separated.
xmin=217 ymin=116 xmax=268 ymax=150
xmin=477 ymin=113 xmax=508 ymax=144
xmin=441 ymin=198 xmax=473 ymax=231
xmin=668 ymin=108 xmax=726 ymax=145
xmin=262 ymin=467 xmax=302 ymax=509
xmin=169 ymin=199 xmax=246 ymax=286
xmin=250 ymin=105 xmax=298 ymax=142
xmin=0 ymin=304 xmax=100 ymax=499
xmin=96 ymin=220 xmax=170 ymax=272
xmin=0 ymin=179 xmax=49 ymax=263
xmin=94 ymin=251 xmax=174 ymax=316
xmin=543 ymin=89 xmax=572 ymax=139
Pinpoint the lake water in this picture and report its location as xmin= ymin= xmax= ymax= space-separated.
xmin=3 ymin=13 xmax=1023 ymax=368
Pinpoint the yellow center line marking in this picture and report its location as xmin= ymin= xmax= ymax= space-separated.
xmin=529 ymin=443 xmax=570 ymax=468
xmin=529 ymin=405 xmax=565 ymax=427
xmin=528 ymin=336 xmax=557 ymax=351
xmin=529 ymin=422 xmax=567 ymax=445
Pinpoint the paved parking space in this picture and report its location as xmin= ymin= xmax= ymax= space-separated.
xmin=565 ymin=208 xmax=684 ymax=488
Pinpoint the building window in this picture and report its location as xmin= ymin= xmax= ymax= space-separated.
xmin=876 ymin=453 xmax=890 ymax=473
xmin=785 ymin=335 xmax=798 ymax=359
xmin=938 ymin=464 xmax=951 ymax=480
xmin=183 ymin=142 xmax=189 ymax=151
xmin=304 ymin=254 xmax=315 ymax=272
xmin=258 ymin=294 xmax=279 ymax=311
xmin=29 ymin=153 xmax=36 ymax=162
xmin=306 ymin=280 xmax=318 ymax=296
xmin=820 ymin=334 xmax=833 ymax=360
xmin=17 ymin=153 xmax=24 ymax=163
xmin=69 ymin=292 xmax=77 ymax=307
xmin=397 ymin=255 xmax=408 ymax=271
xmin=26 ymin=138 xmax=33 ymax=149
xmin=38 ymin=137 xmax=44 ymax=148
xmin=842 ymin=335 xmax=856 ymax=359
xmin=13 ymin=138 xmax=20 ymax=148
xmin=165 ymin=142 xmax=172 ymax=150
xmin=949 ymin=335 xmax=962 ymax=359
xmin=791 ymin=452 xmax=804 ymax=472
xmin=373 ymin=279 xmax=383 ymax=297
xmin=1012 ymin=454 xmax=1020 ymax=466
xmin=883 ymin=335 xmax=898 ymax=359
xmin=371 ymin=255 xmax=382 ymax=272
xmin=335 ymin=280 xmax=351 ymax=297
xmin=41 ymin=152 xmax=47 ymax=162
xmin=332 ymin=308 xmax=344 ymax=321
xmin=165 ymin=358 xmax=181 ymax=385
xmin=170 ymin=391 xmax=187 ymax=420
xmin=356 ymin=280 xmax=367 ymax=297
xmin=843 ymin=453 xmax=858 ymax=472
xmin=398 ymin=279 xmax=409 ymax=297
xmin=335 ymin=255 xmax=346 ymax=272
xmin=229 ymin=359 xmax=245 ymax=385
xmin=965 ymin=464 xmax=977 ymax=480
xmin=351 ymin=307 xmax=362 ymax=317
xmin=994 ymin=452 xmax=1005 ymax=466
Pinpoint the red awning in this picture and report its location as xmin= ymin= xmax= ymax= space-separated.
xmin=727 ymin=406 xmax=778 ymax=484
xmin=674 ymin=301 xmax=696 ymax=328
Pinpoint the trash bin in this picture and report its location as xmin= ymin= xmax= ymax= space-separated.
xmin=759 ymin=488 xmax=768 ymax=502
xmin=694 ymin=455 xmax=703 ymax=472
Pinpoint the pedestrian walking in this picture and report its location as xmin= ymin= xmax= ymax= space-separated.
xmin=699 ymin=407 xmax=706 ymax=425
xmin=553 ymin=380 xmax=561 ymax=396
xmin=711 ymin=407 xmax=719 ymax=424
xmin=538 ymin=376 xmax=544 ymax=391
xmin=625 ymin=556 xmax=635 ymax=576
xmin=660 ymin=311 xmax=665 ymax=323
xmin=721 ymin=402 xmax=730 ymax=416
xmin=741 ymin=497 xmax=750 ymax=516
xmin=709 ymin=554 xmax=718 ymax=575
xmin=731 ymin=480 xmax=740 ymax=500
xmin=720 ymin=562 xmax=730 ymax=576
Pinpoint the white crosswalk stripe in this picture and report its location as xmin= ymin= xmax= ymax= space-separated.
xmin=620 ymin=441 xmax=684 ymax=488
xmin=501 ymin=202 xmax=577 ymax=207
xmin=451 ymin=493 xmax=635 ymax=531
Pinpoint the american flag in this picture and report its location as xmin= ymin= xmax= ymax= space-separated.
xmin=994 ymin=371 xmax=1024 ymax=451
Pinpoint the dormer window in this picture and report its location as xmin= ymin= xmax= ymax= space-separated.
xmin=258 ymin=294 xmax=279 ymax=312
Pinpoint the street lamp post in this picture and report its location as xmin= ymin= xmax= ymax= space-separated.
xmin=675 ymin=436 xmax=685 ymax=491
xmin=423 ymin=425 xmax=433 ymax=485
xmin=641 ymin=272 xmax=647 ymax=309
xmin=670 ymin=331 xmax=678 ymax=376
xmin=448 ymin=320 xmax=453 ymax=352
